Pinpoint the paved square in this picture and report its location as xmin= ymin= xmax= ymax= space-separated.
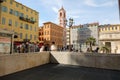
xmin=1 ymin=64 xmax=120 ymax=80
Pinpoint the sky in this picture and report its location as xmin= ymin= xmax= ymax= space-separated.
xmin=16 ymin=0 xmax=119 ymax=26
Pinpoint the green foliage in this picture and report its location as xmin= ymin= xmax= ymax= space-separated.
xmin=100 ymin=46 xmax=109 ymax=53
xmin=86 ymin=37 xmax=96 ymax=52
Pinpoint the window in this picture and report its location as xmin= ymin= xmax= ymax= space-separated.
xmin=31 ymin=17 xmax=33 ymax=20
xmin=25 ymin=34 xmax=28 ymax=39
xmin=44 ymin=31 xmax=46 ymax=35
xmin=115 ymin=26 xmax=117 ymax=30
xmin=34 ymin=27 xmax=36 ymax=31
xmin=31 ymin=10 xmax=33 ymax=13
xmin=47 ymin=38 xmax=49 ymax=40
xmin=112 ymin=27 xmax=114 ymax=30
xmin=15 ymin=21 xmax=18 ymax=27
xmin=2 ymin=17 xmax=6 ymax=25
xmin=9 ymin=9 xmax=14 ymax=14
xmin=15 ymin=11 xmax=19 ymax=16
xmin=26 ymin=15 xmax=28 ymax=18
xmin=30 ymin=34 xmax=32 ymax=40
xmin=34 ymin=35 xmax=36 ymax=40
xmin=21 ymin=5 xmax=24 ymax=9
xmin=10 ymin=0 xmax=13 ymax=4
xmin=19 ymin=13 xmax=24 ymax=17
xmin=26 ymin=8 xmax=28 ymax=12
xmin=9 ymin=19 xmax=12 ymax=26
xmin=60 ymin=12 xmax=62 ymax=17
xmin=25 ymin=24 xmax=29 ymax=30
xmin=30 ymin=26 xmax=32 ymax=31
xmin=20 ymin=23 xmax=23 ymax=28
xmin=16 ymin=3 xmax=19 ymax=7
xmin=47 ymin=31 xmax=49 ymax=35
xmin=2 ymin=6 xmax=8 ymax=12
xmin=20 ymin=33 xmax=22 ymax=39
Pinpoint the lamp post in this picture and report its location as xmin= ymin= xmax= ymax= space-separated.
xmin=118 ymin=0 xmax=120 ymax=20
xmin=65 ymin=18 xmax=74 ymax=51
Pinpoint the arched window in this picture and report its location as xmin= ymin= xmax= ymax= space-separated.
xmin=60 ymin=12 xmax=62 ymax=17
xmin=64 ymin=13 xmax=66 ymax=17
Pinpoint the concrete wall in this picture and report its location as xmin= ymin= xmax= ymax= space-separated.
xmin=0 ymin=52 xmax=50 ymax=76
xmin=1 ymin=51 xmax=120 ymax=76
xmin=50 ymin=52 xmax=120 ymax=70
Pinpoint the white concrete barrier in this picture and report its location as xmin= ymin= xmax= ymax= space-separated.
xmin=50 ymin=52 xmax=120 ymax=70
xmin=0 ymin=52 xmax=50 ymax=76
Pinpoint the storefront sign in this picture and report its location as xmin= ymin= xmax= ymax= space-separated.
xmin=0 ymin=36 xmax=11 ymax=53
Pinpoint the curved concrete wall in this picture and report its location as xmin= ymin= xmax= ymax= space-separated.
xmin=50 ymin=52 xmax=120 ymax=70
xmin=0 ymin=52 xmax=50 ymax=76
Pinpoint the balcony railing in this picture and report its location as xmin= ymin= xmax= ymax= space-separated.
xmin=19 ymin=16 xmax=36 ymax=24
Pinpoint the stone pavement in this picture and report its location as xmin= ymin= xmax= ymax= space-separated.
xmin=0 ymin=64 xmax=120 ymax=80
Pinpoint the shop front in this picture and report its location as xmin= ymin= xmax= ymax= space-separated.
xmin=0 ymin=29 xmax=13 ymax=54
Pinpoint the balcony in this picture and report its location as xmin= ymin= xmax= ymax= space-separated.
xmin=19 ymin=16 xmax=36 ymax=24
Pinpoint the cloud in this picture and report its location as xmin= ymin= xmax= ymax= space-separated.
xmin=84 ymin=0 xmax=116 ymax=7
xmin=40 ymin=0 xmax=63 ymax=8
xmin=100 ymin=18 xmax=119 ymax=25
xmin=52 ymin=7 xmax=59 ymax=13
xmin=84 ymin=0 xmax=98 ymax=7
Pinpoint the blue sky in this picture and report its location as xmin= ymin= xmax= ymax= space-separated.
xmin=16 ymin=0 xmax=119 ymax=26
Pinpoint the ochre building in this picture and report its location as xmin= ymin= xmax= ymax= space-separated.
xmin=39 ymin=22 xmax=64 ymax=49
xmin=0 ymin=0 xmax=39 ymax=45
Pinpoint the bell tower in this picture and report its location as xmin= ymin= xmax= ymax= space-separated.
xmin=58 ymin=6 xmax=67 ymax=47
xmin=58 ymin=6 xmax=66 ymax=28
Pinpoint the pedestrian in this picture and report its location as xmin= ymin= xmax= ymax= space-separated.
xmin=50 ymin=42 xmax=57 ymax=51
xmin=39 ymin=45 xmax=45 ymax=52
xmin=94 ymin=47 xmax=99 ymax=53
xmin=86 ymin=48 xmax=90 ymax=52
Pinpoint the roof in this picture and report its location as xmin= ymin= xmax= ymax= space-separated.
xmin=59 ymin=6 xmax=66 ymax=11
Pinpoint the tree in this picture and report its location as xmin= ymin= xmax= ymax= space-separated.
xmin=86 ymin=37 xmax=96 ymax=52
xmin=100 ymin=46 xmax=109 ymax=53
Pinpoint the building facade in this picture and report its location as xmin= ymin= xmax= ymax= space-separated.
xmin=99 ymin=24 xmax=120 ymax=54
xmin=39 ymin=22 xmax=64 ymax=49
xmin=70 ymin=22 xmax=99 ymax=52
xmin=66 ymin=28 xmax=70 ymax=46
xmin=0 ymin=0 xmax=39 ymax=45
xmin=39 ymin=27 xmax=44 ymax=46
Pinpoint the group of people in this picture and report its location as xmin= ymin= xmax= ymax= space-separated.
xmin=86 ymin=47 xmax=99 ymax=53
xmin=14 ymin=42 xmax=39 ymax=53
xmin=39 ymin=42 xmax=57 ymax=52
xmin=14 ymin=41 xmax=58 ymax=53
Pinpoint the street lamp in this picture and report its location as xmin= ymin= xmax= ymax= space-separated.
xmin=118 ymin=0 xmax=120 ymax=20
xmin=65 ymin=18 xmax=74 ymax=51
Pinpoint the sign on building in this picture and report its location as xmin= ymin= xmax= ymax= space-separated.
xmin=0 ymin=31 xmax=12 ymax=54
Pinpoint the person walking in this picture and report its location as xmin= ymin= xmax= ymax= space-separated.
xmin=39 ymin=45 xmax=45 ymax=52
xmin=50 ymin=42 xmax=57 ymax=51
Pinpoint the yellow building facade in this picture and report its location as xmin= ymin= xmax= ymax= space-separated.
xmin=39 ymin=22 xmax=64 ymax=49
xmin=99 ymin=24 xmax=120 ymax=53
xmin=0 ymin=0 xmax=39 ymax=45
